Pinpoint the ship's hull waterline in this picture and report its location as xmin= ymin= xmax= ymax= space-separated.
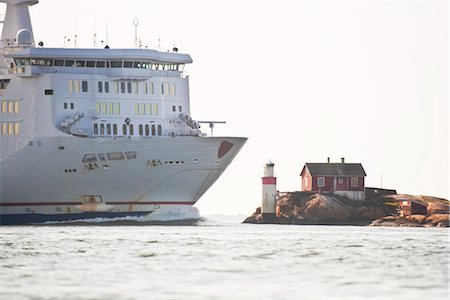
xmin=0 ymin=136 xmax=247 ymax=224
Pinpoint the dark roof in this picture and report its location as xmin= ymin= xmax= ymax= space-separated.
xmin=301 ymin=163 xmax=366 ymax=177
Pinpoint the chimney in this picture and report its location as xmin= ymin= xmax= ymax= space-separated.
xmin=341 ymin=157 xmax=345 ymax=163
xmin=327 ymin=157 xmax=330 ymax=163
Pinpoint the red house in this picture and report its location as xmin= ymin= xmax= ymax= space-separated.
xmin=300 ymin=158 xmax=367 ymax=200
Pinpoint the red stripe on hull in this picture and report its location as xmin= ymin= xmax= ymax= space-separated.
xmin=0 ymin=201 xmax=195 ymax=207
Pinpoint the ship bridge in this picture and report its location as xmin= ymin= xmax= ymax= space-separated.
xmin=5 ymin=47 xmax=193 ymax=78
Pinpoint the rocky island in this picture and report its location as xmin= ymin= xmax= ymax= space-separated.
xmin=243 ymin=192 xmax=449 ymax=227
xmin=246 ymin=160 xmax=449 ymax=227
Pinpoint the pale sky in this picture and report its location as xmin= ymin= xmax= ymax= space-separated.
xmin=1 ymin=0 xmax=448 ymax=215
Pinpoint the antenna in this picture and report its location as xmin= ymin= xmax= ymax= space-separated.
xmin=74 ymin=34 xmax=77 ymax=48
xmin=197 ymin=121 xmax=226 ymax=137
xmin=93 ymin=33 xmax=97 ymax=47
xmin=105 ymin=22 xmax=108 ymax=45
xmin=133 ymin=17 xmax=139 ymax=48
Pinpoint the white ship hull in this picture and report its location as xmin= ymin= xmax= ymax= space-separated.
xmin=0 ymin=0 xmax=247 ymax=224
xmin=0 ymin=136 xmax=246 ymax=224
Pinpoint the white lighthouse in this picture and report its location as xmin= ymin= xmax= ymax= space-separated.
xmin=261 ymin=161 xmax=277 ymax=220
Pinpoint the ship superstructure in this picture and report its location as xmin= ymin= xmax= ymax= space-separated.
xmin=0 ymin=0 xmax=246 ymax=224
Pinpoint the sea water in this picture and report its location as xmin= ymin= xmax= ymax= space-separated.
xmin=1 ymin=207 xmax=449 ymax=300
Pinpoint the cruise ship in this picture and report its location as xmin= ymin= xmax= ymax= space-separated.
xmin=0 ymin=0 xmax=246 ymax=225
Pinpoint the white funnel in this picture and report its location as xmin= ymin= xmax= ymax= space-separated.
xmin=0 ymin=0 xmax=38 ymax=48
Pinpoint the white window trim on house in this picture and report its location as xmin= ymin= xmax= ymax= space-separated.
xmin=317 ymin=177 xmax=325 ymax=187
xmin=351 ymin=177 xmax=359 ymax=188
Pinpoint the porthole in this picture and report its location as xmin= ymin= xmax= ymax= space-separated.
xmin=55 ymin=207 xmax=62 ymax=212
xmin=193 ymin=158 xmax=199 ymax=163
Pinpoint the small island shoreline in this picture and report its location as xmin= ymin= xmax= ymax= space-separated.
xmin=243 ymin=192 xmax=449 ymax=227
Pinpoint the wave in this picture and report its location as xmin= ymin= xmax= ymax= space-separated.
xmin=41 ymin=206 xmax=204 ymax=226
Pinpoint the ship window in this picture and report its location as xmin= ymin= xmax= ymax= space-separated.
xmin=146 ymin=103 xmax=152 ymax=115
xmin=54 ymin=60 xmax=64 ymax=66
xmin=17 ymin=58 xmax=30 ymax=66
xmin=63 ymin=102 xmax=67 ymax=109
xmin=1 ymin=123 xmax=7 ymax=135
xmin=140 ymin=103 xmax=145 ymax=115
xmin=161 ymin=83 xmax=165 ymax=95
xmin=124 ymin=61 xmax=133 ymax=68
xmin=7 ymin=101 xmax=13 ymax=113
xmin=151 ymin=124 xmax=156 ymax=136
xmin=106 ymin=124 xmax=111 ymax=135
xmin=96 ymin=61 xmax=106 ymax=68
xmin=147 ymin=160 xmax=161 ymax=167
xmin=45 ymin=89 xmax=54 ymax=95
xmin=144 ymin=83 xmax=148 ymax=94
xmin=127 ymin=82 xmax=132 ymax=93
xmin=75 ymin=60 xmax=85 ymax=67
xmin=129 ymin=124 xmax=134 ymax=135
xmin=101 ymin=102 xmax=107 ymax=115
xmin=179 ymin=64 xmax=185 ymax=72
xmin=138 ymin=124 xmax=143 ymax=135
xmin=82 ymin=81 xmax=88 ymax=92
xmin=64 ymin=60 xmax=75 ymax=67
xmin=98 ymin=81 xmax=103 ymax=93
xmin=82 ymin=154 xmax=98 ymax=162
xmin=120 ymin=82 xmax=125 ymax=93
xmin=98 ymin=153 xmax=107 ymax=161
xmin=69 ymin=80 xmax=73 ymax=92
xmin=115 ymin=82 xmax=119 ymax=93
xmin=100 ymin=123 xmax=105 ymax=135
xmin=31 ymin=58 xmax=44 ymax=66
xmin=133 ymin=61 xmax=140 ymax=68
xmin=107 ymin=152 xmax=125 ymax=160
xmin=125 ymin=151 xmax=137 ymax=159
xmin=170 ymin=83 xmax=176 ymax=95
xmin=1 ymin=101 xmax=7 ymax=113
xmin=95 ymin=102 xmax=100 ymax=113
xmin=108 ymin=102 xmax=114 ymax=115
xmin=14 ymin=123 xmax=19 ymax=135
xmin=86 ymin=61 xmax=95 ymax=68
xmin=134 ymin=103 xmax=139 ymax=115
xmin=110 ymin=61 xmax=122 ymax=68
xmin=123 ymin=124 xmax=127 ymax=135
xmin=93 ymin=123 xmax=98 ymax=134
xmin=13 ymin=101 xmax=19 ymax=113
xmin=141 ymin=61 xmax=149 ymax=69
xmin=165 ymin=83 xmax=169 ymax=95
xmin=74 ymin=80 xmax=80 ymax=93
xmin=113 ymin=124 xmax=118 ymax=135
xmin=134 ymin=82 xmax=138 ymax=94
xmin=145 ymin=124 xmax=149 ymax=136
xmin=157 ymin=125 xmax=162 ymax=136
xmin=115 ymin=102 xmax=120 ymax=115
xmin=104 ymin=82 xmax=110 ymax=93
xmin=70 ymin=103 xmax=74 ymax=109
xmin=150 ymin=83 xmax=154 ymax=94
xmin=178 ymin=106 xmax=182 ymax=112
xmin=172 ymin=105 xmax=176 ymax=112
xmin=153 ymin=103 xmax=158 ymax=115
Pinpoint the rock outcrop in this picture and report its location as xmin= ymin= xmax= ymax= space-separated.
xmin=243 ymin=192 xmax=449 ymax=227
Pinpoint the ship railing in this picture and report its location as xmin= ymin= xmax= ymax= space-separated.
xmin=178 ymin=113 xmax=201 ymax=130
